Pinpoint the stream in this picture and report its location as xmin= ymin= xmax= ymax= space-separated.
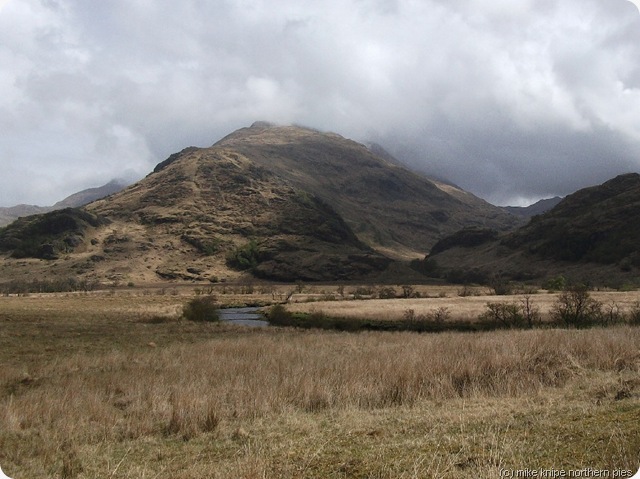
xmin=218 ymin=306 xmax=269 ymax=327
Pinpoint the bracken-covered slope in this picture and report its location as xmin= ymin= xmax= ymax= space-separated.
xmin=209 ymin=122 xmax=521 ymax=258
xmin=85 ymin=146 xmax=390 ymax=282
xmin=0 ymin=122 xmax=522 ymax=284
xmin=0 ymin=136 xmax=392 ymax=283
xmin=427 ymin=173 xmax=640 ymax=284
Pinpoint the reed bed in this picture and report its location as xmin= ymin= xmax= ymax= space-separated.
xmin=2 ymin=327 xmax=639 ymax=444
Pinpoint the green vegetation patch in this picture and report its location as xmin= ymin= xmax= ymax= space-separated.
xmin=0 ymin=208 xmax=109 ymax=259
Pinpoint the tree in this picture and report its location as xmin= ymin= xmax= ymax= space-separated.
xmin=550 ymin=285 xmax=602 ymax=328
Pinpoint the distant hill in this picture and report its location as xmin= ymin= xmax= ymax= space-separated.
xmin=0 ymin=122 xmax=523 ymax=284
xmin=0 ymin=179 xmax=127 ymax=228
xmin=503 ymin=197 xmax=563 ymax=218
xmin=425 ymin=173 xmax=640 ymax=285
xmin=52 ymin=179 xmax=128 ymax=209
xmin=0 ymin=204 xmax=50 ymax=228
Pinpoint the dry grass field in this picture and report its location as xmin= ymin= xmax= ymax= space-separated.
xmin=1 ymin=289 xmax=639 ymax=478
xmin=285 ymin=290 xmax=640 ymax=323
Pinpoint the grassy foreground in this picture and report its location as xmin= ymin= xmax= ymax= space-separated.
xmin=0 ymin=292 xmax=639 ymax=478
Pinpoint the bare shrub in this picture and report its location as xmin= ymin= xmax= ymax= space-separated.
xmin=601 ymin=301 xmax=624 ymax=326
xmin=629 ymin=301 xmax=640 ymax=325
xmin=403 ymin=309 xmax=416 ymax=322
xmin=489 ymin=275 xmax=513 ymax=295
xmin=430 ymin=306 xmax=451 ymax=323
xmin=401 ymin=285 xmax=414 ymax=298
xmin=521 ymin=295 xmax=541 ymax=328
xmin=480 ymin=302 xmax=524 ymax=328
xmin=377 ymin=286 xmax=397 ymax=299
xmin=458 ymin=285 xmax=476 ymax=297
xmin=550 ymin=285 xmax=603 ymax=328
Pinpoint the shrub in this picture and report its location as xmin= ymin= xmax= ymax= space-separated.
xmin=430 ymin=307 xmax=451 ymax=323
xmin=550 ymin=285 xmax=602 ymax=328
xmin=226 ymin=240 xmax=262 ymax=271
xmin=401 ymin=285 xmax=414 ymax=298
xmin=403 ymin=309 xmax=416 ymax=322
xmin=478 ymin=297 xmax=540 ymax=329
xmin=544 ymin=275 xmax=566 ymax=292
xmin=458 ymin=285 xmax=477 ymax=297
xmin=629 ymin=301 xmax=640 ymax=326
xmin=267 ymin=304 xmax=294 ymax=326
xmin=352 ymin=286 xmax=374 ymax=299
xmin=377 ymin=287 xmax=397 ymax=299
xmin=480 ymin=302 xmax=524 ymax=328
xmin=601 ymin=301 xmax=625 ymax=326
xmin=0 ymin=278 xmax=99 ymax=295
xmin=489 ymin=275 xmax=513 ymax=295
xmin=520 ymin=295 xmax=541 ymax=328
xmin=183 ymin=296 xmax=219 ymax=322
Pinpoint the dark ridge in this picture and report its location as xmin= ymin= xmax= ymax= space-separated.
xmin=429 ymin=228 xmax=499 ymax=255
xmin=0 ymin=208 xmax=110 ymax=259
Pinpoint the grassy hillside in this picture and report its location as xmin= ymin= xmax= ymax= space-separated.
xmin=213 ymin=122 xmax=521 ymax=257
xmin=425 ymin=173 xmax=640 ymax=286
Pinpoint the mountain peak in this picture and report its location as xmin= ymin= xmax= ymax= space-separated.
xmin=0 ymin=122 xmax=522 ymax=283
xmin=249 ymin=120 xmax=276 ymax=129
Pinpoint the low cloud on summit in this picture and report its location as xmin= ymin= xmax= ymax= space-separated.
xmin=1 ymin=0 xmax=639 ymax=206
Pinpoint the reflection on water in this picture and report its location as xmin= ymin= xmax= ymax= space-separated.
xmin=218 ymin=307 xmax=269 ymax=327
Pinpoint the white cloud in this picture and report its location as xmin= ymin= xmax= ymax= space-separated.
xmin=0 ymin=0 xmax=639 ymax=206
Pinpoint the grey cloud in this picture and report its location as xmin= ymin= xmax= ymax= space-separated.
xmin=0 ymin=0 xmax=639 ymax=207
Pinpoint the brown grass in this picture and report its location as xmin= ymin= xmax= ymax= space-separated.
xmin=286 ymin=291 xmax=640 ymax=322
xmin=1 ymin=292 xmax=639 ymax=478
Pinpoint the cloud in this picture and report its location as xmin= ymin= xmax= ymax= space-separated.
xmin=0 ymin=0 xmax=639 ymax=206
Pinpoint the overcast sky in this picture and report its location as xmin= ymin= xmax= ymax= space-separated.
xmin=1 ymin=0 xmax=639 ymax=207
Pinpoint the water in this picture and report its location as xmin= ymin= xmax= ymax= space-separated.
xmin=218 ymin=306 xmax=269 ymax=327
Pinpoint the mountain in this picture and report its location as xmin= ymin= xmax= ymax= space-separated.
xmin=0 ymin=205 xmax=50 ymax=228
xmin=209 ymin=122 xmax=521 ymax=256
xmin=425 ymin=173 xmax=640 ymax=285
xmin=52 ymin=179 xmax=128 ymax=209
xmin=503 ymin=197 xmax=563 ymax=218
xmin=0 ymin=179 xmax=128 ymax=228
xmin=0 ymin=122 xmax=523 ymax=284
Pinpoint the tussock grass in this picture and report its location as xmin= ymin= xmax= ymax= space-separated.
xmin=1 ymin=293 xmax=639 ymax=477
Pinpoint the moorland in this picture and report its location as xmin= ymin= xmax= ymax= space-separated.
xmin=1 ymin=283 xmax=639 ymax=478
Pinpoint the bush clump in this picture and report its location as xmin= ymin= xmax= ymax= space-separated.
xmin=183 ymin=296 xmax=219 ymax=322
xmin=550 ymin=285 xmax=602 ymax=328
xmin=226 ymin=240 xmax=263 ymax=271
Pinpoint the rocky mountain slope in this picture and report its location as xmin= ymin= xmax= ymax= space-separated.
xmin=0 ymin=122 xmax=523 ymax=284
xmin=426 ymin=173 xmax=640 ymax=284
xmin=210 ymin=122 xmax=521 ymax=256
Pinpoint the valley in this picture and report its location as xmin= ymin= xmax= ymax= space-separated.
xmin=1 ymin=123 xmax=640 ymax=478
xmin=1 ymin=286 xmax=639 ymax=478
